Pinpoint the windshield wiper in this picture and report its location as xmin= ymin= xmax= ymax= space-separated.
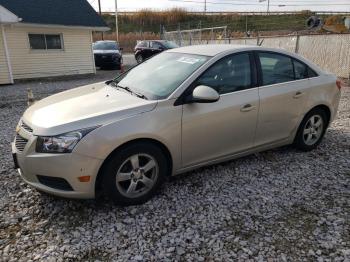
xmin=130 ymin=90 xmax=148 ymax=100
xmin=119 ymin=85 xmax=148 ymax=100
xmin=110 ymin=82 xmax=148 ymax=100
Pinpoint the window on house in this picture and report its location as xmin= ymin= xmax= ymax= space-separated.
xmin=28 ymin=34 xmax=63 ymax=50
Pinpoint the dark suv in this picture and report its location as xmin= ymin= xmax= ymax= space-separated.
xmin=93 ymin=41 xmax=123 ymax=69
xmin=134 ymin=40 xmax=178 ymax=63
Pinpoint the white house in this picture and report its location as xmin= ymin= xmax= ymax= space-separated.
xmin=0 ymin=0 xmax=109 ymax=85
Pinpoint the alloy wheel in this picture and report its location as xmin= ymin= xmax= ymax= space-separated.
xmin=303 ymin=115 xmax=324 ymax=146
xmin=116 ymin=154 xmax=159 ymax=198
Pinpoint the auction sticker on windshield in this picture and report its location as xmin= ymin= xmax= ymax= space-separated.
xmin=177 ymin=57 xmax=202 ymax=64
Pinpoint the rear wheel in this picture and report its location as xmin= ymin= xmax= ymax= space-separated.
xmin=294 ymin=108 xmax=328 ymax=151
xmin=101 ymin=142 xmax=168 ymax=205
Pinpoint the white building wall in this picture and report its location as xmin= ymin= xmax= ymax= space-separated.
xmin=0 ymin=25 xmax=11 ymax=84
xmin=4 ymin=25 xmax=95 ymax=80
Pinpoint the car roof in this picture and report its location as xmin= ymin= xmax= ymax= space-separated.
xmin=168 ymin=44 xmax=257 ymax=56
xmin=140 ymin=40 xmax=173 ymax=43
xmin=167 ymin=44 xmax=324 ymax=75
xmin=94 ymin=40 xmax=118 ymax=44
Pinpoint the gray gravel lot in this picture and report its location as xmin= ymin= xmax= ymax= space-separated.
xmin=0 ymin=73 xmax=349 ymax=261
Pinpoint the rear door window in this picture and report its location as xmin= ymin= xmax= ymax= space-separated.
xmin=258 ymin=52 xmax=294 ymax=85
xmin=137 ymin=41 xmax=149 ymax=48
xmin=150 ymin=42 xmax=163 ymax=49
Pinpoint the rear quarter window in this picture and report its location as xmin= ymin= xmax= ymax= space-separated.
xmin=307 ymin=67 xmax=318 ymax=78
xmin=293 ymin=60 xmax=308 ymax=80
xmin=293 ymin=59 xmax=319 ymax=79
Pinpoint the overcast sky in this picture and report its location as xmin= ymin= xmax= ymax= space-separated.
xmin=88 ymin=0 xmax=350 ymax=12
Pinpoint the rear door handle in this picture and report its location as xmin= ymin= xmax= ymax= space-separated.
xmin=293 ymin=91 xmax=304 ymax=99
xmin=240 ymin=104 xmax=256 ymax=112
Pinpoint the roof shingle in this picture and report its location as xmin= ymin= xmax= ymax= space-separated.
xmin=0 ymin=0 xmax=107 ymax=28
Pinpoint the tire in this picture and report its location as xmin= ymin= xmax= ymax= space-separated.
xmin=136 ymin=54 xmax=143 ymax=64
xmin=306 ymin=16 xmax=321 ymax=29
xmin=116 ymin=57 xmax=123 ymax=70
xmin=294 ymin=108 xmax=328 ymax=151
xmin=101 ymin=142 xmax=168 ymax=206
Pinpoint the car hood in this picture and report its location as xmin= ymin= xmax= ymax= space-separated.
xmin=94 ymin=50 xmax=121 ymax=55
xmin=23 ymin=82 xmax=157 ymax=136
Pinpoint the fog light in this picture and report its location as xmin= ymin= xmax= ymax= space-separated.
xmin=78 ymin=176 xmax=91 ymax=182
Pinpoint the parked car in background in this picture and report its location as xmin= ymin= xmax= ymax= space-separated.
xmin=12 ymin=45 xmax=341 ymax=206
xmin=134 ymin=40 xmax=179 ymax=63
xmin=93 ymin=41 xmax=123 ymax=69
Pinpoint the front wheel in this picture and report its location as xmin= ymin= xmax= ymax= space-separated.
xmin=294 ymin=108 xmax=328 ymax=151
xmin=101 ymin=142 xmax=168 ymax=205
xmin=136 ymin=54 xmax=143 ymax=64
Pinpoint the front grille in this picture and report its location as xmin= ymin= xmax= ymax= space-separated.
xmin=21 ymin=121 xmax=33 ymax=133
xmin=15 ymin=134 xmax=28 ymax=152
xmin=37 ymin=175 xmax=73 ymax=191
xmin=95 ymin=54 xmax=115 ymax=62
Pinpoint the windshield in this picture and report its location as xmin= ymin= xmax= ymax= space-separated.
xmin=162 ymin=41 xmax=179 ymax=49
xmin=93 ymin=42 xmax=119 ymax=50
xmin=114 ymin=52 xmax=209 ymax=100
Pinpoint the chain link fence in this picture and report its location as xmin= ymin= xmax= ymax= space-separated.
xmin=165 ymin=32 xmax=350 ymax=78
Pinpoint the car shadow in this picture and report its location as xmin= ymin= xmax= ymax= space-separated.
xmin=17 ymin=125 xmax=348 ymax=230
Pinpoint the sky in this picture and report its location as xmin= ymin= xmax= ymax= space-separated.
xmin=88 ymin=0 xmax=350 ymax=12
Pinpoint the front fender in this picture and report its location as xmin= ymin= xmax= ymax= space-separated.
xmin=74 ymin=99 xmax=183 ymax=173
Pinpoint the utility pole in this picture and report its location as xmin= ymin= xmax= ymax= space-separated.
xmin=115 ymin=0 xmax=119 ymax=42
xmin=98 ymin=0 xmax=103 ymax=40
xmin=259 ymin=0 xmax=270 ymax=15
xmin=204 ymin=0 xmax=207 ymax=14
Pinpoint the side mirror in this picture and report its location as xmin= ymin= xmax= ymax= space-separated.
xmin=119 ymin=47 xmax=123 ymax=51
xmin=190 ymin=85 xmax=220 ymax=103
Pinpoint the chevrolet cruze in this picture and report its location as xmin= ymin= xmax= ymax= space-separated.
xmin=12 ymin=45 xmax=342 ymax=205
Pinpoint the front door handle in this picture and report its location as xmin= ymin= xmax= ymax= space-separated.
xmin=240 ymin=104 xmax=256 ymax=112
xmin=293 ymin=91 xmax=304 ymax=99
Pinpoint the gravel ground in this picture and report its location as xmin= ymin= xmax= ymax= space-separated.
xmin=0 ymin=74 xmax=349 ymax=261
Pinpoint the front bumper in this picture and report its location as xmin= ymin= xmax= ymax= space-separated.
xmin=94 ymin=55 xmax=122 ymax=67
xmin=12 ymin=132 xmax=103 ymax=199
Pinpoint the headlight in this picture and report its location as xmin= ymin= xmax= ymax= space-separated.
xmin=36 ymin=127 xmax=98 ymax=153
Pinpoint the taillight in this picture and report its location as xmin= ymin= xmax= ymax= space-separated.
xmin=336 ymin=79 xmax=342 ymax=90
